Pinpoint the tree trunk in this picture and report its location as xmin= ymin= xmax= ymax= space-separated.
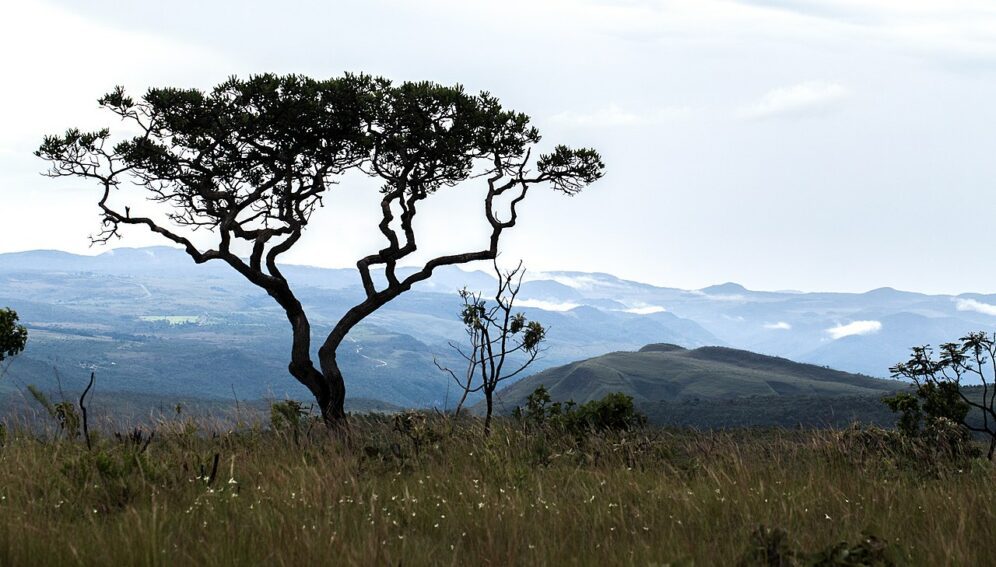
xmin=988 ymin=435 xmax=995 ymax=461
xmin=277 ymin=293 xmax=349 ymax=430
xmin=453 ymin=386 xmax=471 ymax=417
xmin=484 ymin=392 xmax=494 ymax=436
xmin=314 ymin=299 xmax=385 ymax=429
xmin=317 ymin=353 xmax=348 ymax=428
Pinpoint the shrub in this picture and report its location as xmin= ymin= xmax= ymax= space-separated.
xmin=574 ymin=392 xmax=648 ymax=431
xmin=513 ymin=386 xmax=646 ymax=434
xmin=881 ymin=383 xmax=979 ymax=465
xmin=882 ymin=382 xmax=968 ymax=438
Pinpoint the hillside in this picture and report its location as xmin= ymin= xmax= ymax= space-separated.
xmin=491 ymin=343 xmax=904 ymax=426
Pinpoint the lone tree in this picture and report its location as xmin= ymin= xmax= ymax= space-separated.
xmin=37 ymin=74 xmax=603 ymax=427
xmin=889 ymin=332 xmax=996 ymax=460
xmin=436 ymin=260 xmax=546 ymax=434
xmin=0 ymin=308 xmax=28 ymax=374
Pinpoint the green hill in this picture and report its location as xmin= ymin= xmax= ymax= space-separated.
xmin=491 ymin=344 xmax=904 ymax=427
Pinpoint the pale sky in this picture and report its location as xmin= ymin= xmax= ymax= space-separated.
xmin=3 ymin=0 xmax=996 ymax=294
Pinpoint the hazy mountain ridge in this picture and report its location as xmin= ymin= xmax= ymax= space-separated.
xmin=0 ymin=248 xmax=718 ymax=407
xmin=2 ymin=246 xmax=994 ymax=409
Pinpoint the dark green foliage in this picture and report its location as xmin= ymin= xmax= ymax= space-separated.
xmin=881 ymin=392 xmax=922 ymax=437
xmin=0 ymin=308 xmax=27 ymax=364
xmin=513 ymin=386 xmax=646 ymax=433
xmin=536 ymin=145 xmax=605 ymax=194
xmin=575 ymin=392 xmax=648 ymax=431
xmin=889 ymin=333 xmax=996 ymax=460
xmin=882 ymin=382 xmax=968 ymax=437
xmin=513 ymin=385 xmax=577 ymax=426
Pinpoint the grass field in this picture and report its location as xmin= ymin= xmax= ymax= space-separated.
xmin=0 ymin=414 xmax=993 ymax=566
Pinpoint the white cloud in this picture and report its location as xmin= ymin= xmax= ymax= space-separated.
xmin=826 ymin=320 xmax=882 ymax=339
xmin=526 ymin=274 xmax=626 ymax=291
xmin=955 ymin=298 xmax=996 ymax=316
xmin=622 ymin=305 xmax=667 ymax=315
xmin=690 ymin=290 xmax=747 ymax=302
xmin=740 ymin=81 xmax=851 ymax=120
xmin=550 ymin=104 xmax=691 ymax=127
xmin=764 ymin=321 xmax=792 ymax=330
xmin=516 ymin=299 xmax=582 ymax=312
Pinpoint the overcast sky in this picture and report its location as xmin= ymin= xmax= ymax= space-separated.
xmin=3 ymin=0 xmax=996 ymax=294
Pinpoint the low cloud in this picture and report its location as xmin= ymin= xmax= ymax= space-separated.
xmin=622 ymin=305 xmax=667 ymax=315
xmin=764 ymin=321 xmax=792 ymax=330
xmin=955 ymin=298 xmax=996 ymax=316
xmin=550 ymin=104 xmax=691 ymax=127
xmin=690 ymin=290 xmax=746 ymax=302
xmin=826 ymin=320 xmax=882 ymax=340
xmin=741 ymin=81 xmax=850 ymax=120
xmin=517 ymin=299 xmax=582 ymax=312
xmin=527 ymin=273 xmax=625 ymax=291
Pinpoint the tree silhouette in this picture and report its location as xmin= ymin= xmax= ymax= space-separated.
xmin=37 ymin=74 xmax=604 ymax=427
xmin=436 ymin=260 xmax=546 ymax=435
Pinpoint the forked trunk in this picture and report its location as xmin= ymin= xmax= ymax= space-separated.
xmin=282 ymin=298 xmax=349 ymax=430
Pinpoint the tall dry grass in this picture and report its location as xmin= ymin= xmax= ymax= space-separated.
xmin=0 ymin=414 xmax=993 ymax=566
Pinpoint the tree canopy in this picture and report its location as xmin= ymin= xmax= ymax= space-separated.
xmin=37 ymin=73 xmax=604 ymax=426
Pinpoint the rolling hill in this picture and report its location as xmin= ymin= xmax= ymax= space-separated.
xmin=490 ymin=343 xmax=905 ymax=427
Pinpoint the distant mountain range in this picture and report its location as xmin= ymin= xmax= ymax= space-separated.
xmin=2 ymin=246 xmax=994 ymax=410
